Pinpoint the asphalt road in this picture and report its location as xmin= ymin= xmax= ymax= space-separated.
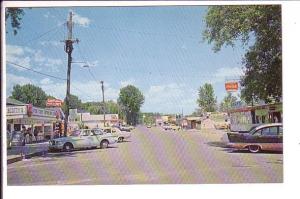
xmin=7 ymin=125 xmax=283 ymax=185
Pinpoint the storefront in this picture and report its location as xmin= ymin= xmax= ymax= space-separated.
xmin=184 ymin=117 xmax=202 ymax=129
xmin=6 ymin=100 xmax=63 ymax=140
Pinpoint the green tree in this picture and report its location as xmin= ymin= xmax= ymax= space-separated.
xmin=118 ymin=85 xmax=145 ymax=125
xmin=219 ymin=92 xmax=238 ymax=112
xmin=5 ymin=8 xmax=25 ymax=35
xmin=62 ymin=94 xmax=82 ymax=113
xmin=203 ymin=5 xmax=282 ymax=104
xmin=11 ymin=84 xmax=48 ymax=107
xmin=197 ymin=83 xmax=217 ymax=112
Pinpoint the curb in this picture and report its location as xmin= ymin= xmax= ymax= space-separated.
xmin=7 ymin=150 xmax=48 ymax=165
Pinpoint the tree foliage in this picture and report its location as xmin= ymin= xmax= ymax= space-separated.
xmin=11 ymin=84 xmax=48 ymax=107
xmin=204 ymin=5 xmax=282 ymax=103
xmin=118 ymin=85 xmax=145 ymax=125
xmin=197 ymin=83 xmax=217 ymax=112
xmin=219 ymin=92 xmax=238 ymax=112
xmin=62 ymin=94 xmax=82 ymax=113
xmin=82 ymin=100 xmax=120 ymax=115
xmin=5 ymin=8 xmax=25 ymax=35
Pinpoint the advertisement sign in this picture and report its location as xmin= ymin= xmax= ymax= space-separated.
xmin=7 ymin=106 xmax=27 ymax=115
xmin=225 ymin=82 xmax=239 ymax=91
xmin=46 ymin=99 xmax=63 ymax=107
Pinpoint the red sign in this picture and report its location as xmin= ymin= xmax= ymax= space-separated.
xmin=225 ymin=82 xmax=239 ymax=91
xmin=46 ymin=99 xmax=63 ymax=107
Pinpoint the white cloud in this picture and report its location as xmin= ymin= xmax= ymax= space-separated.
xmin=72 ymin=12 xmax=91 ymax=27
xmin=143 ymin=83 xmax=197 ymax=114
xmin=6 ymin=45 xmax=32 ymax=70
xmin=210 ymin=67 xmax=244 ymax=84
xmin=39 ymin=40 xmax=61 ymax=47
xmin=120 ymin=79 xmax=136 ymax=88
xmin=6 ymin=45 xmax=25 ymax=56
xmin=34 ymin=50 xmax=46 ymax=63
xmin=6 ymin=73 xmax=35 ymax=95
xmin=43 ymin=12 xmax=56 ymax=19
xmin=40 ymin=78 xmax=53 ymax=85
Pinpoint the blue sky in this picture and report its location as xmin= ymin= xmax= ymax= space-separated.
xmin=6 ymin=6 xmax=245 ymax=115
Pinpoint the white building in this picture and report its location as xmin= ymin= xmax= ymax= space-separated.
xmin=69 ymin=109 xmax=119 ymax=129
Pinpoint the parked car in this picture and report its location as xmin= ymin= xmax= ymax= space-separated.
xmin=118 ymin=125 xmax=131 ymax=132
xmin=162 ymin=124 xmax=180 ymax=131
xmin=101 ymin=127 xmax=131 ymax=142
xmin=227 ymin=123 xmax=283 ymax=153
xmin=49 ymin=129 xmax=118 ymax=152
xmin=170 ymin=124 xmax=180 ymax=131
xmin=11 ymin=131 xmax=24 ymax=147
xmin=162 ymin=125 xmax=172 ymax=131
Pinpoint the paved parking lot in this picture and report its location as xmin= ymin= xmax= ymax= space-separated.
xmin=7 ymin=125 xmax=283 ymax=185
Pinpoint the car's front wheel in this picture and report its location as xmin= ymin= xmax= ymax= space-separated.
xmin=248 ymin=145 xmax=261 ymax=153
xmin=63 ymin=143 xmax=74 ymax=152
xmin=118 ymin=137 xmax=124 ymax=142
xmin=100 ymin=140 xmax=109 ymax=149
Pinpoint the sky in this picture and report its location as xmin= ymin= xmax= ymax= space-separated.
xmin=5 ymin=6 xmax=246 ymax=115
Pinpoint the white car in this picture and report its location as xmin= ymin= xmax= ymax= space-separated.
xmin=101 ymin=127 xmax=131 ymax=142
xmin=49 ymin=129 xmax=118 ymax=152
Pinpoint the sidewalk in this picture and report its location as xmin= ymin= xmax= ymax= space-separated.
xmin=7 ymin=141 xmax=49 ymax=164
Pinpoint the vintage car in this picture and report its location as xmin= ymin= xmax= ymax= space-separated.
xmin=227 ymin=123 xmax=283 ymax=153
xmin=49 ymin=129 xmax=118 ymax=152
xmin=10 ymin=131 xmax=24 ymax=147
xmin=163 ymin=124 xmax=180 ymax=131
xmin=101 ymin=127 xmax=131 ymax=142
xmin=118 ymin=125 xmax=131 ymax=132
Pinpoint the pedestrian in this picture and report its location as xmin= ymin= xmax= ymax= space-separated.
xmin=20 ymin=131 xmax=26 ymax=159
xmin=27 ymin=127 xmax=33 ymax=143
xmin=34 ymin=127 xmax=39 ymax=142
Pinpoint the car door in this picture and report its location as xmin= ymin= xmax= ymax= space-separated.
xmin=257 ymin=126 xmax=279 ymax=150
xmin=89 ymin=130 xmax=101 ymax=146
xmin=76 ymin=130 xmax=91 ymax=148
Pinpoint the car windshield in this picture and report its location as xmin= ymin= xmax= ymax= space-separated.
xmin=69 ymin=130 xmax=81 ymax=137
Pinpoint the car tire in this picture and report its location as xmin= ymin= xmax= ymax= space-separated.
xmin=118 ymin=137 xmax=124 ymax=142
xmin=248 ymin=145 xmax=261 ymax=153
xmin=100 ymin=140 xmax=109 ymax=149
xmin=63 ymin=143 xmax=73 ymax=152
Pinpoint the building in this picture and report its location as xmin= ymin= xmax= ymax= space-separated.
xmin=69 ymin=109 xmax=119 ymax=129
xmin=6 ymin=98 xmax=64 ymax=140
xmin=183 ymin=116 xmax=202 ymax=129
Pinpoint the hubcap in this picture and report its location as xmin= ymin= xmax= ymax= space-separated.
xmin=249 ymin=145 xmax=259 ymax=152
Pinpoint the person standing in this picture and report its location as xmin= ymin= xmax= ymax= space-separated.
xmin=33 ymin=127 xmax=38 ymax=142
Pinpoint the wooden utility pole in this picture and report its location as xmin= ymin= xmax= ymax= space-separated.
xmin=100 ymin=81 xmax=106 ymax=126
xmin=64 ymin=11 xmax=78 ymax=136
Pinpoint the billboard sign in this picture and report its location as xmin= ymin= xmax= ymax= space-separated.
xmin=225 ymin=82 xmax=239 ymax=92
xmin=46 ymin=99 xmax=63 ymax=107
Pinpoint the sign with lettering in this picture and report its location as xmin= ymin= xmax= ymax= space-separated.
xmin=225 ymin=82 xmax=239 ymax=91
xmin=31 ymin=107 xmax=56 ymax=118
xmin=7 ymin=106 xmax=27 ymax=115
xmin=46 ymin=99 xmax=63 ymax=107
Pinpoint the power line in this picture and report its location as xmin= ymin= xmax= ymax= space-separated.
xmin=22 ymin=22 xmax=66 ymax=45
xmin=6 ymin=61 xmax=67 ymax=81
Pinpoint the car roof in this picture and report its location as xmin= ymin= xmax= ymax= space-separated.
xmin=255 ymin=123 xmax=283 ymax=130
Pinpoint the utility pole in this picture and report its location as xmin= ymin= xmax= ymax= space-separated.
xmin=64 ymin=11 xmax=78 ymax=136
xmin=100 ymin=81 xmax=106 ymax=127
